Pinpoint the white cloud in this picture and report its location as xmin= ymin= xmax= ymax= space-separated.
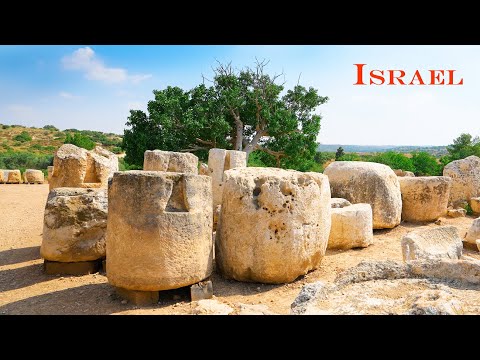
xmin=62 ymin=47 xmax=152 ymax=84
xmin=59 ymin=91 xmax=80 ymax=99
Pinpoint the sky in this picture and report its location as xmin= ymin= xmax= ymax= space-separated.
xmin=0 ymin=45 xmax=479 ymax=146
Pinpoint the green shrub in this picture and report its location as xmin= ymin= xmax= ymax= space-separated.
xmin=118 ymin=158 xmax=142 ymax=171
xmin=2 ymin=125 xmax=10 ymax=129
xmin=112 ymin=146 xmax=123 ymax=154
xmin=13 ymin=131 xmax=32 ymax=142
xmin=43 ymin=125 xmax=59 ymax=131
xmin=64 ymin=132 xmax=95 ymax=150
xmin=0 ymin=151 xmax=53 ymax=170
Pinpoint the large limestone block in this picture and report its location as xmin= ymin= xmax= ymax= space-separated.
xmin=398 ymin=176 xmax=451 ymax=222
xmin=24 ymin=169 xmax=45 ymax=184
xmin=328 ymin=204 xmax=373 ymax=250
xmin=470 ymin=197 xmax=480 ymax=214
xmin=208 ymin=148 xmax=247 ymax=208
xmin=106 ymin=171 xmax=213 ymax=291
xmin=7 ymin=170 xmax=22 ymax=184
xmin=323 ymin=161 xmax=402 ymax=229
xmin=143 ymin=150 xmax=198 ymax=174
xmin=401 ymin=226 xmax=463 ymax=261
xmin=215 ymin=167 xmax=332 ymax=284
xmin=443 ymin=155 xmax=480 ymax=207
xmin=465 ymin=218 xmax=480 ymax=246
xmin=0 ymin=170 xmax=4 ymax=183
xmin=41 ymin=188 xmax=108 ymax=262
xmin=49 ymin=144 xmax=118 ymax=190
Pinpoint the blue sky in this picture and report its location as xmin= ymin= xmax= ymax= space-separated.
xmin=0 ymin=45 xmax=479 ymax=146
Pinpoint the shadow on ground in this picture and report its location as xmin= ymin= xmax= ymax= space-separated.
xmin=0 ymin=263 xmax=50 ymax=292
xmin=0 ymin=246 xmax=40 ymax=266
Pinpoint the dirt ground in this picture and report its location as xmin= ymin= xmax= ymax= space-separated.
xmin=1 ymin=183 xmax=479 ymax=315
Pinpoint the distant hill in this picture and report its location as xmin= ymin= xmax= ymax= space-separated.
xmin=317 ymin=144 xmax=448 ymax=156
xmin=0 ymin=124 xmax=123 ymax=155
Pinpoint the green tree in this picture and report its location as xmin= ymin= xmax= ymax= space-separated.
xmin=123 ymin=60 xmax=329 ymax=169
xmin=445 ymin=133 xmax=480 ymax=161
xmin=335 ymin=147 xmax=345 ymax=160
xmin=368 ymin=151 xmax=415 ymax=172
xmin=411 ymin=151 xmax=442 ymax=176
xmin=13 ymin=131 xmax=32 ymax=142
xmin=64 ymin=132 xmax=95 ymax=150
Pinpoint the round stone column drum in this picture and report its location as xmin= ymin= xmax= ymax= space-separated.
xmin=106 ymin=171 xmax=213 ymax=291
xmin=215 ymin=168 xmax=332 ymax=284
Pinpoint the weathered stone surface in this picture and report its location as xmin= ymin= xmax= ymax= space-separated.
xmin=106 ymin=171 xmax=213 ymax=291
xmin=328 ymin=204 xmax=373 ymax=250
xmin=334 ymin=260 xmax=410 ymax=286
xmin=24 ymin=169 xmax=45 ymax=184
xmin=330 ymin=198 xmax=351 ymax=208
xmin=443 ymin=155 xmax=480 ymax=207
xmin=47 ymin=166 xmax=54 ymax=181
xmin=398 ymin=176 xmax=451 ymax=222
xmin=6 ymin=170 xmax=22 ymax=184
xmin=49 ymin=144 xmax=118 ymax=190
xmin=401 ymin=226 xmax=463 ymax=261
xmin=43 ymin=259 xmax=101 ymax=275
xmin=192 ymin=299 xmax=233 ymax=315
xmin=199 ymin=162 xmax=209 ymax=175
xmin=447 ymin=208 xmax=466 ymax=218
xmin=291 ymin=281 xmax=330 ymax=314
xmin=394 ymin=169 xmax=415 ymax=177
xmin=477 ymin=239 xmax=480 ymax=252
xmin=190 ymin=280 xmax=213 ymax=301
xmin=408 ymin=258 xmax=480 ymax=284
xmin=470 ymin=197 xmax=480 ymax=214
xmin=143 ymin=150 xmax=198 ymax=174
xmin=324 ymin=161 xmax=402 ymax=229
xmin=0 ymin=170 xmax=4 ymax=183
xmin=208 ymin=148 xmax=247 ymax=208
xmin=407 ymin=289 xmax=462 ymax=315
xmin=236 ymin=303 xmax=276 ymax=315
xmin=115 ymin=287 xmax=159 ymax=306
xmin=216 ymin=167 xmax=331 ymax=284
xmin=213 ymin=204 xmax=221 ymax=232
xmin=41 ymin=188 xmax=108 ymax=262
xmin=465 ymin=218 xmax=480 ymax=246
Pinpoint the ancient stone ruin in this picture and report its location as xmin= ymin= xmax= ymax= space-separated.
xmin=41 ymin=188 xmax=108 ymax=274
xmin=4 ymin=170 xmax=22 ymax=184
xmin=0 ymin=170 xmax=4 ymax=183
xmin=23 ymin=169 xmax=45 ymax=184
xmin=323 ymin=161 xmax=402 ymax=229
xmin=465 ymin=218 xmax=480 ymax=249
xmin=208 ymin=148 xmax=247 ymax=208
xmin=328 ymin=203 xmax=373 ymax=250
xmin=470 ymin=197 xmax=480 ymax=215
xmin=49 ymin=144 xmax=119 ymax=191
xmin=215 ymin=167 xmax=331 ymax=284
xmin=106 ymin=171 xmax=213 ymax=303
xmin=398 ymin=176 xmax=451 ymax=222
xmin=143 ymin=150 xmax=198 ymax=174
xmin=443 ymin=155 xmax=480 ymax=207
xmin=401 ymin=226 xmax=463 ymax=261
xmin=394 ymin=169 xmax=415 ymax=177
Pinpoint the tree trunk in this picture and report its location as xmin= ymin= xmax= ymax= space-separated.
xmin=234 ymin=122 xmax=243 ymax=151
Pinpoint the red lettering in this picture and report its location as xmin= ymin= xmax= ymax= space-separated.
xmin=369 ymin=70 xmax=385 ymax=85
xmin=388 ymin=70 xmax=406 ymax=85
xmin=408 ymin=70 xmax=426 ymax=85
xmin=353 ymin=64 xmax=367 ymax=85
xmin=429 ymin=70 xmax=445 ymax=85
xmin=446 ymin=70 xmax=463 ymax=85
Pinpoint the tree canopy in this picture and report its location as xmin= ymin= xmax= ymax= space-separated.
xmin=123 ymin=60 xmax=329 ymax=170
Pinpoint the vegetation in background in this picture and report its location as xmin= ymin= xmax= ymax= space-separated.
xmin=123 ymin=60 xmax=328 ymax=170
xmin=0 ymin=151 xmax=53 ymax=172
xmin=411 ymin=151 xmax=442 ymax=176
xmin=13 ymin=131 xmax=32 ymax=143
xmin=64 ymin=132 xmax=96 ymax=150
xmin=118 ymin=158 xmax=141 ymax=171
xmin=335 ymin=146 xmax=344 ymax=160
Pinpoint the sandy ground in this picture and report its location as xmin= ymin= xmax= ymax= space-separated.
xmin=0 ymin=183 xmax=479 ymax=315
